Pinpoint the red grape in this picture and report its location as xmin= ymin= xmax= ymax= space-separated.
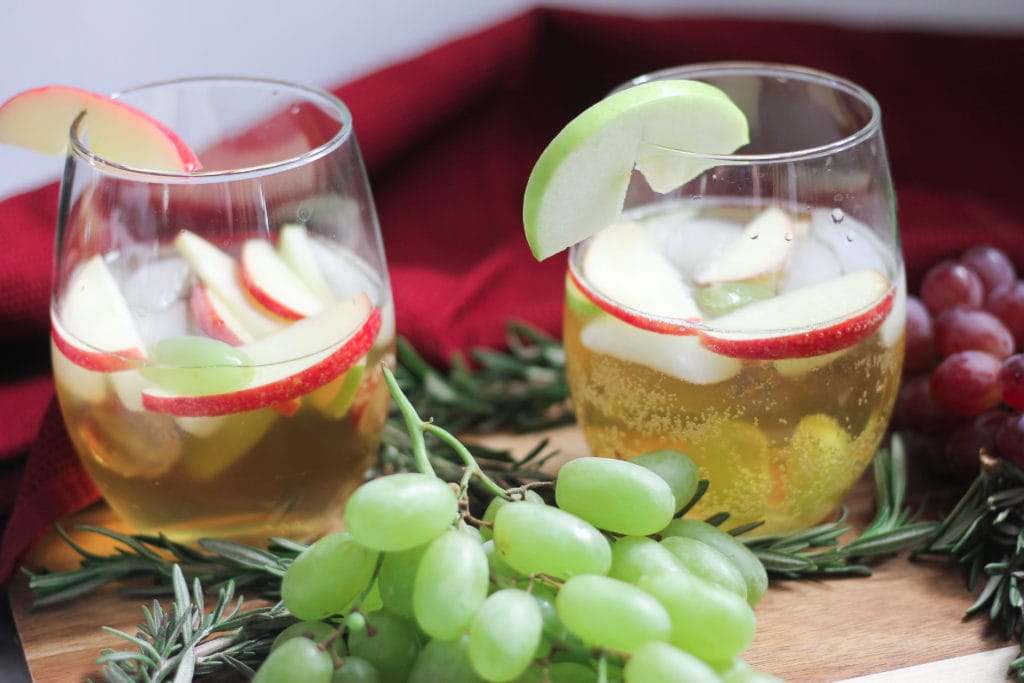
xmin=904 ymin=296 xmax=938 ymax=375
xmin=996 ymin=413 xmax=1024 ymax=466
xmin=1001 ymin=354 xmax=1024 ymax=410
xmin=986 ymin=280 xmax=1024 ymax=348
xmin=959 ymin=244 xmax=1017 ymax=295
xmin=920 ymin=260 xmax=985 ymax=315
xmin=929 ymin=350 xmax=1003 ymax=416
xmin=946 ymin=410 xmax=1005 ymax=481
xmin=933 ymin=306 xmax=1015 ymax=359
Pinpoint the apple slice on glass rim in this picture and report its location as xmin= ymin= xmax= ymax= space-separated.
xmin=0 ymin=85 xmax=200 ymax=171
xmin=51 ymin=255 xmax=147 ymax=372
xmin=523 ymin=79 xmax=749 ymax=261
xmin=697 ymin=269 xmax=895 ymax=360
xmin=142 ymin=293 xmax=380 ymax=417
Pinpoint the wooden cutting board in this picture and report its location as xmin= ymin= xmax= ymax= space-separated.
xmin=9 ymin=426 xmax=1019 ymax=682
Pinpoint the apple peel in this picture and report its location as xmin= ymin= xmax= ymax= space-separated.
xmin=698 ymin=269 xmax=894 ymax=360
xmin=0 ymin=85 xmax=201 ymax=172
xmin=240 ymin=238 xmax=326 ymax=320
xmin=141 ymin=293 xmax=380 ymax=417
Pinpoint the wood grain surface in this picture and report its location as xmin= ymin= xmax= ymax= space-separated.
xmin=9 ymin=426 xmax=1017 ymax=682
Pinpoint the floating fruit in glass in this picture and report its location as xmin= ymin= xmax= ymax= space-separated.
xmin=525 ymin=63 xmax=904 ymax=533
xmin=45 ymin=77 xmax=395 ymax=542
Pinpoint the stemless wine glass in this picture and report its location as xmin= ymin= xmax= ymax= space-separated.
xmin=564 ymin=63 xmax=905 ymax=534
xmin=50 ymin=77 xmax=395 ymax=543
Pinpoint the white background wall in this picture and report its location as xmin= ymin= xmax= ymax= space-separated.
xmin=2 ymin=0 xmax=1022 ymax=200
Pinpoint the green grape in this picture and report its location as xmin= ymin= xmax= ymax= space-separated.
xmin=555 ymin=457 xmax=674 ymax=536
xmin=140 ymin=335 xmax=256 ymax=395
xmin=413 ymin=529 xmax=489 ymax=640
xmin=378 ymin=544 xmax=428 ymax=618
xmin=555 ymin=574 xmax=670 ymax=653
xmin=347 ymin=610 xmax=422 ymax=683
xmin=493 ymin=503 xmax=611 ymax=579
xmin=468 ymin=589 xmax=543 ymax=682
xmin=622 ymin=642 xmax=720 ymax=683
xmin=480 ymin=491 xmax=544 ymax=541
xmin=482 ymin=540 xmax=520 ymax=588
xmin=696 ymin=282 xmax=775 ymax=316
xmin=408 ymin=635 xmax=483 ymax=683
xmin=636 ymin=570 xmax=755 ymax=662
xmin=630 ymin=449 xmax=699 ymax=513
xmin=332 ymin=656 xmax=382 ymax=683
xmin=252 ymin=636 xmax=334 ymax=683
xmin=513 ymin=662 xmax=598 ymax=683
xmin=282 ymin=532 xmax=379 ymax=620
xmin=660 ymin=536 xmax=747 ymax=600
xmin=659 ymin=518 xmax=768 ymax=605
xmin=272 ymin=620 xmax=346 ymax=656
xmin=344 ymin=473 xmax=458 ymax=552
xmin=608 ymin=536 xmax=683 ymax=585
xmin=348 ymin=579 xmax=383 ymax=614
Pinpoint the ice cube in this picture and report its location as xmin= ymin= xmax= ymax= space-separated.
xmin=134 ymin=300 xmax=190 ymax=347
xmin=778 ymin=233 xmax=842 ymax=294
xmin=811 ymin=210 xmax=887 ymax=273
xmin=122 ymin=255 xmax=192 ymax=311
xmin=581 ymin=316 xmax=740 ymax=385
xmin=308 ymin=239 xmax=381 ymax=302
xmin=661 ymin=218 xmax=743 ymax=280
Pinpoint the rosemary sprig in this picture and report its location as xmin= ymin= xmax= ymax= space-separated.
xmin=741 ymin=435 xmax=938 ymax=578
xmin=918 ymin=454 xmax=1024 ymax=681
xmin=98 ymin=564 xmax=290 ymax=682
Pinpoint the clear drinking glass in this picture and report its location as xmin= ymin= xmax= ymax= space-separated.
xmin=50 ymin=77 xmax=395 ymax=543
xmin=564 ymin=63 xmax=905 ymax=534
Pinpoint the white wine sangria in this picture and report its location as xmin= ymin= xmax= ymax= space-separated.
xmin=52 ymin=229 xmax=395 ymax=542
xmin=523 ymin=63 xmax=904 ymax=533
xmin=40 ymin=77 xmax=396 ymax=542
xmin=564 ymin=201 xmax=904 ymax=532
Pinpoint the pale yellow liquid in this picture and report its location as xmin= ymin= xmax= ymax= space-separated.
xmin=564 ymin=205 xmax=904 ymax=533
xmin=52 ymin=242 xmax=394 ymax=543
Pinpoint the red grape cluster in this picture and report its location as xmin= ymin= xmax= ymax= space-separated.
xmin=895 ymin=245 xmax=1024 ymax=480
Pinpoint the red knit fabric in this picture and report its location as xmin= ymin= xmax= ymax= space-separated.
xmin=0 ymin=8 xmax=1021 ymax=583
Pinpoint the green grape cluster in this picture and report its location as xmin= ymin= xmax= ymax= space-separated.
xmin=253 ymin=450 xmax=784 ymax=683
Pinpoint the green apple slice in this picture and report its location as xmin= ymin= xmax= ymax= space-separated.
xmin=523 ymin=80 xmax=748 ymax=261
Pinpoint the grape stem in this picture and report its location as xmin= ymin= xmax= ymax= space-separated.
xmin=384 ymin=364 xmax=509 ymax=501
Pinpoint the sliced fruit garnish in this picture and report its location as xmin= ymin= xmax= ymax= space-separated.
xmin=695 ymin=207 xmax=795 ymax=285
xmin=698 ymin=269 xmax=894 ymax=360
xmin=696 ymin=282 xmax=774 ymax=317
xmin=174 ymin=230 xmax=284 ymax=338
xmin=581 ymin=316 xmax=741 ymax=385
xmin=51 ymin=255 xmax=146 ymax=371
xmin=278 ymin=224 xmax=335 ymax=305
xmin=50 ymin=340 xmax=109 ymax=402
xmin=523 ymin=80 xmax=748 ymax=261
xmin=141 ymin=293 xmax=380 ymax=416
xmin=309 ymin=360 xmax=367 ymax=419
xmin=573 ymin=220 xmax=701 ymax=335
xmin=879 ymin=274 xmax=906 ymax=349
xmin=240 ymin=238 xmax=326 ymax=320
xmin=189 ymin=283 xmax=254 ymax=346
xmin=181 ymin=408 xmax=278 ymax=482
xmin=0 ymin=85 xmax=201 ymax=171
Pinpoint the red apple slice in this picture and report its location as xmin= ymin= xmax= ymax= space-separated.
xmin=698 ymin=269 xmax=894 ymax=360
xmin=278 ymin=224 xmax=335 ymax=305
xmin=189 ymin=283 xmax=254 ymax=346
xmin=0 ymin=85 xmax=201 ymax=171
xmin=695 ymin=207 xmax=795 ymax=285
xmin=141 ymin=293 xmax=380 ymax=416
xmin=51 ymin=255 xmax=146 ymax=371
xmin=51 ymin=339 xmax=109 ymax=402
xmin=573 ymin=220 xmax=701 ymax=335
xmin=240 ymin=238 xmax=325 ymax=320
xmin=174 ymin=230 xmax=284 ymax=338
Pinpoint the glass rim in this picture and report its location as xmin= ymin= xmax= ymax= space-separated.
xmin=67 ymin=75 xmax=354 ymax=182
xmin=621 ymin=61 xmax=883 ymax=164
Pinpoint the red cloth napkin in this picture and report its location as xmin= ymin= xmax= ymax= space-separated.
xmin=1 ymin=8 xmax=1022 ymax=584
